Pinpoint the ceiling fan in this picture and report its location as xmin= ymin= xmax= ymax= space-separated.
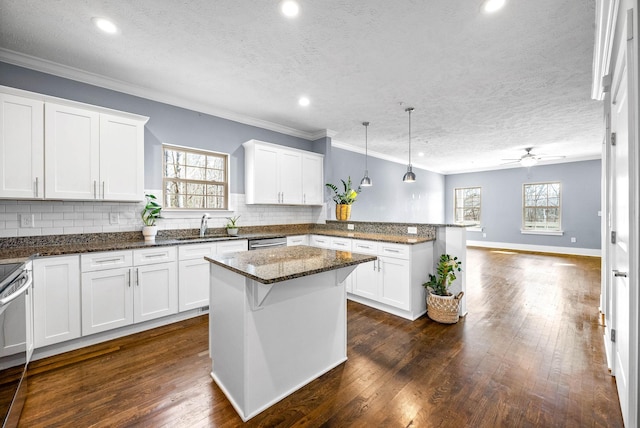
xmin=502 ymin=147 xmax=566 ymax=167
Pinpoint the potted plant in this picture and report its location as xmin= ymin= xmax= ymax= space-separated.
xmin=423 ymin=254 xmax=464 ymax=324
xmin=326 ymin=176 xmax=360 ymax=221
xmin=141 ymin=194 xmax=162 ymax=242
xmin=226 ymin=215 xmax=240 ymax=236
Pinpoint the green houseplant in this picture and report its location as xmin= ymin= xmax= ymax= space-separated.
xmin=423 ymin=254 xmax=464 ymax=324
xmin=226 ymin=215 xmax=240 ymax=236
xmin=141 ymin=194 xmax=162 ymax=242
xmin=326 ymin=176 xmax=360 ymax=220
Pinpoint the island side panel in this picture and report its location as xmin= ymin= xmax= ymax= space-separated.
xmin=210 ymin=263 xmax=248 ymax=416
xmin=244 ymin=269 xmax=348 ymax=419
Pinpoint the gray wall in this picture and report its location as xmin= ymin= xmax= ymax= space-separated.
xmin=444 ymin=160 xmax=602 ymax=249
xmin=0 ymin=62 xmax=319 ymax=193
xmin=328 ymin=148 xmax=445 ymax=223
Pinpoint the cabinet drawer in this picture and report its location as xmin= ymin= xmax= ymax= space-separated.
xmin=352 ymin=240 xmax=378 ymax=255
xmin=310 ymin=235 xmax=330 ymax=248
xmin=217 ymin=240 xmax=248 ymax=254
xmin=134 ymin=246 xmax=177 ymax=265
xmin=179 ymin=243 xmax=216 ymax=261
xmin=379 ymin=243 xmax=409 ymax=259
xmin=81 ymin=251 xmax=132 ymax=272
xmin=330 ymin=237 xmax=352 ymax=251
xmin=287 ymin=235 xmax=309 ymax=246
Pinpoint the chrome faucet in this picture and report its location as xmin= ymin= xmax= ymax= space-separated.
xmin=199 ymin=213 xmax=210 ymax=238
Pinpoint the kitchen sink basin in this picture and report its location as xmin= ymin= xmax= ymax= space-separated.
xmin=174 ymin=235 xmax=230 ymax=241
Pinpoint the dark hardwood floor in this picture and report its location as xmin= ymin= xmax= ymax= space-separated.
xmin=19 ymin=247 xmax=624 ymax=427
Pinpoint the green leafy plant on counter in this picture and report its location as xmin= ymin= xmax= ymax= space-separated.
xmin=326 ymin=176 xmax=360 ymax=205
xmin=225 ymin=215 xmax=240 ymax=228
xmin=141 ymin=194 xmax=162 ymax=226
xmin=423 ymin=254 xmax=462 ymax=296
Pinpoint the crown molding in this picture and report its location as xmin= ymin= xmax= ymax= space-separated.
xmin=0 ymin=48 xmax=326 ymax=141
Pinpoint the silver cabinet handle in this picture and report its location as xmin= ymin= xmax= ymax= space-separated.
xmin=93 ymin=180 xmax=97 ymax=199
xmin=136 ymin=268 xmax=140 ymax=286
xmin=613 ymin=270 xmax=628 ymax=278
xmin=35 ymin=177 xmax=39 ymax=197
xmin=385 ymin=249 xmax=401 ymax=253
xmin=102 ymin=181 xmax=105 ymax=199
xmin=96 ymin=258 xmax=122 ymax=264
xmin=377 ymin=260 xmax=382 ymax=272
xmin=128 ymin=269 xmax=132 ymax=287
xmin=373 ymin=260 xmax=376 ymax=271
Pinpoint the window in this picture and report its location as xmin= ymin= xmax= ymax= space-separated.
xmin=522 ymin=182 xmax=561 ymax=231
xmin=454 ymin=187 xmax=481 ymax=226
xmin=162 ymin=144 xmax=229 ymax=210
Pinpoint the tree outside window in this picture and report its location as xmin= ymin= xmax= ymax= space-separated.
xmin=454 ymin=187 xmax=481 ymax=226
xmin=522 ymin=182 xmax=561 ymax=231
xmin=162 ymin=144 xmax=229 ymax=210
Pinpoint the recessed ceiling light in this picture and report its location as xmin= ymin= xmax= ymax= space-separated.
xmin=92 ymin=17 xmax=118 ymax=34
xmin=418 ymin=152 xmax=424 ymax=157
xmin=281 ymin=1 xmax=299 ymax=17
xmin=482 ymin=0 xmax=506 ymax=13
xmin=298 ymin=96 xmax=310 ymax=107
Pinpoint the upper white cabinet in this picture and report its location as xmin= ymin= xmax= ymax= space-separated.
xmin=45 ymin=103 xmax=100 ymax=200
xmin=0 ymin=93 xmax=44 ymax=198
xmin=243 ymin=139 xmax=323 ymax=205
xmin=0 ymin=86 xmax=148 ymax=201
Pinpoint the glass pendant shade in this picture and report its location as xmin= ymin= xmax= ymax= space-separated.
xmin=520 ymin=156 xmax=538 ymax=167
xmin=360 ymin=122 xmax=372 ymax=187
xmin=403 ymin=107 xmax=416 ymax=183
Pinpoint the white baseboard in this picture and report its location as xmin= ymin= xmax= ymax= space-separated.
xmin=466 ymin=240 xmax=601 ymax=257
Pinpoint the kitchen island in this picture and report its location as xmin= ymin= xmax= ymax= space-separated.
xmin=205 ymin=245 xmax=376 ymax=422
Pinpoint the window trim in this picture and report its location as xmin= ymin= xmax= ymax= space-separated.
xmin=453 ymin=186 xmax=482 ymax=227
xmin=162 ymin=143 xmax=230 ymax=211
xmin=521 ymin=181 xmax=562 ymax=233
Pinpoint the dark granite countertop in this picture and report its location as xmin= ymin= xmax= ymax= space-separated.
xmin=206 ymin=245 xmax=377 ymax=284
xmin=309 ymin=230 xmax=432 ymax=245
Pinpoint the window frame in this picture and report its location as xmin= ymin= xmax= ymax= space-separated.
xmin=453 ymin=186 xmax=482 ymax=227
xmin=521 ymin=181 xmax=563 ymax=234
xmin=162 ymin=143 xmax=230 ymax=211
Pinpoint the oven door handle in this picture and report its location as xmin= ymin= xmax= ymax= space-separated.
xmin=0 ymin=272 xmax=32 ymax=307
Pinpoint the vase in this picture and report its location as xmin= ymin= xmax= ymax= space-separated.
xmin=427 ymin=291 xmax=464 ymax=324
xmin=335 ymin=204 xmax=351 ymax=221
xmin=226 ymin=227 xmax=239 ymax=236
xmin=142 ymin=225 xmax=158 ymax=243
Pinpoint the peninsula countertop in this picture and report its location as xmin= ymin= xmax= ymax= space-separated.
xmin=205 ymin=245 xmax=376 ymax=284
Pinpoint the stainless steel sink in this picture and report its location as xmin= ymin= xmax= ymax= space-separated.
xmin=174 ymin=235 xmax=230 ymax=241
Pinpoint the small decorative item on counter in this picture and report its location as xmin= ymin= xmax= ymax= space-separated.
xmin=226 ymin=215 xmax=240 ymax=236
xmin=423 ymin=254 xmax=463 ymax=324
xmin=141 ymin=194 xmax=162 ymax=242
xmin=326 ymin=176 xmax=360 ymax=221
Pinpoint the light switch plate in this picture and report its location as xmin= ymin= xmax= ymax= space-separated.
xmin=19 ymin=214 xmax=34 ymax=228
xmin=109 ymin=213 xmax=119 ymax=224
xmin=347 ymin=224 xmax=354 ymax=230
xmin=407 ymin=226 xmax=417 ymax=234
xmin=571 ymin=237 xmax=577 ymax=243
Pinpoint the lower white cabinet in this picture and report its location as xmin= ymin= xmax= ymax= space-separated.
xmin=287 ymin=235 xmax=309 ymax=246
xmin=33 ymin=255 xmax=81 ymax=348
xmin=178 ymin=240 xmax=247 ymax=312
xmin=81 ymin=248 xmax=178 ymax=335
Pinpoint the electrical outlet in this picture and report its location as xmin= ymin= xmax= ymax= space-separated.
xmin=407 ymin=226 xmax=417 ymax=234
xmin=483 ymin=233 xmax=487 ymax=238
xmin=347 ymin=224 xmax=354 ymax=230
xmin=109 ymin=213 xmax=119 ymax=224
xmin=19 ymin=214 xmax=34 ymax=228
xmin=571 ymin=237 xmax=577 ymax=243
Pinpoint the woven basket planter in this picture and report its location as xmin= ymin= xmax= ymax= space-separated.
xmin=335 ymin=204 xmax=352 ymax=221
xmin=427 ymin=291 xmax=464 ymax=324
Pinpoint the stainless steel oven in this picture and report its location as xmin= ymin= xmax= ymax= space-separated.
xmin=0 ymin=261 xmax=32 ymax=428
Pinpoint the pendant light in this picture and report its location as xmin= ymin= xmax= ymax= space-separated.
xmin=360 ymin=121 xmax=372 ymax=187
xmin=402 ymin=107 xmax=416 ymax=182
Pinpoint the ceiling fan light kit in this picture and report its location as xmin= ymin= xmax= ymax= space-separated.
xmin=403 ymin=107 xmax=416 ymax=183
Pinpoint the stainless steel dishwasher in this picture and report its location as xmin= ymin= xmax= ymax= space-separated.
xmin=248 ymin=237 xmax=287 ymax=250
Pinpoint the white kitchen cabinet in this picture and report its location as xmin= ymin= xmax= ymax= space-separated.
xmin=44 ymin=102 xmax=100 ymax=200
xmin=243 ymin=139 xmax=323 ymax=205
xmin=178 ymin=240 xmax=247 ymax=312
xmin=33 ymin=255 xmax=81 ymax=348
xmin=351 ymin=240 xmax=379 ymax=300
xmin=377 ymin=255 xmax=411 ymax=310
xmin=287 ymin=235 xmax=309 ymax=246
xmin=81 ymin=248 xmax=177 ymax=335
xmin=301 ymin=153 xmax=324 ymax=205
xmin=99 ymin=114 xmax=145 ymax=201
xmin=0 ymin=93 xmax=44 ymax=199
xmin=309 ymin=235 xmax=331 ymax=249
xmin=0 ymin=86 xmax=147 ymax=201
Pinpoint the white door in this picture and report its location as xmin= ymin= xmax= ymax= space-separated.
xmin=81 ymin=268 xmax=133 ymax=335
xmin=301 ymin=153 xmax=324 ymax=205
xmin=252 ymin=144 xmax=280 ymax=204
xmin=378 ymin=256 xmax=411 ymax=311
xmin=279 ymin=150 xmax=303 ymax=204
xmin=134 ymin=263 xmax=178 ymax=323
xmin=99 ymin=114 xmax=144 ymax=201
xmin=610 ymin=24 xmax=634 ymax=427
xmin=0 ymin=93 xmax=44 ymax=198
xmin=178 ymin=259 xmax=210 ymax=312
xmin=44 ymin=103 xmax=100 ymax=199
xmin=352 ymin=260 xmax=378 ymax=300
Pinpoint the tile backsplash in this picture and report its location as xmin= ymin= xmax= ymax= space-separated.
xmin=0 ymin=193 xmax=326 ymax=238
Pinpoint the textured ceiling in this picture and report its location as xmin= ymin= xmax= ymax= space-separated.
xmin=0 ymin=0 xmax=601 ymax=173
